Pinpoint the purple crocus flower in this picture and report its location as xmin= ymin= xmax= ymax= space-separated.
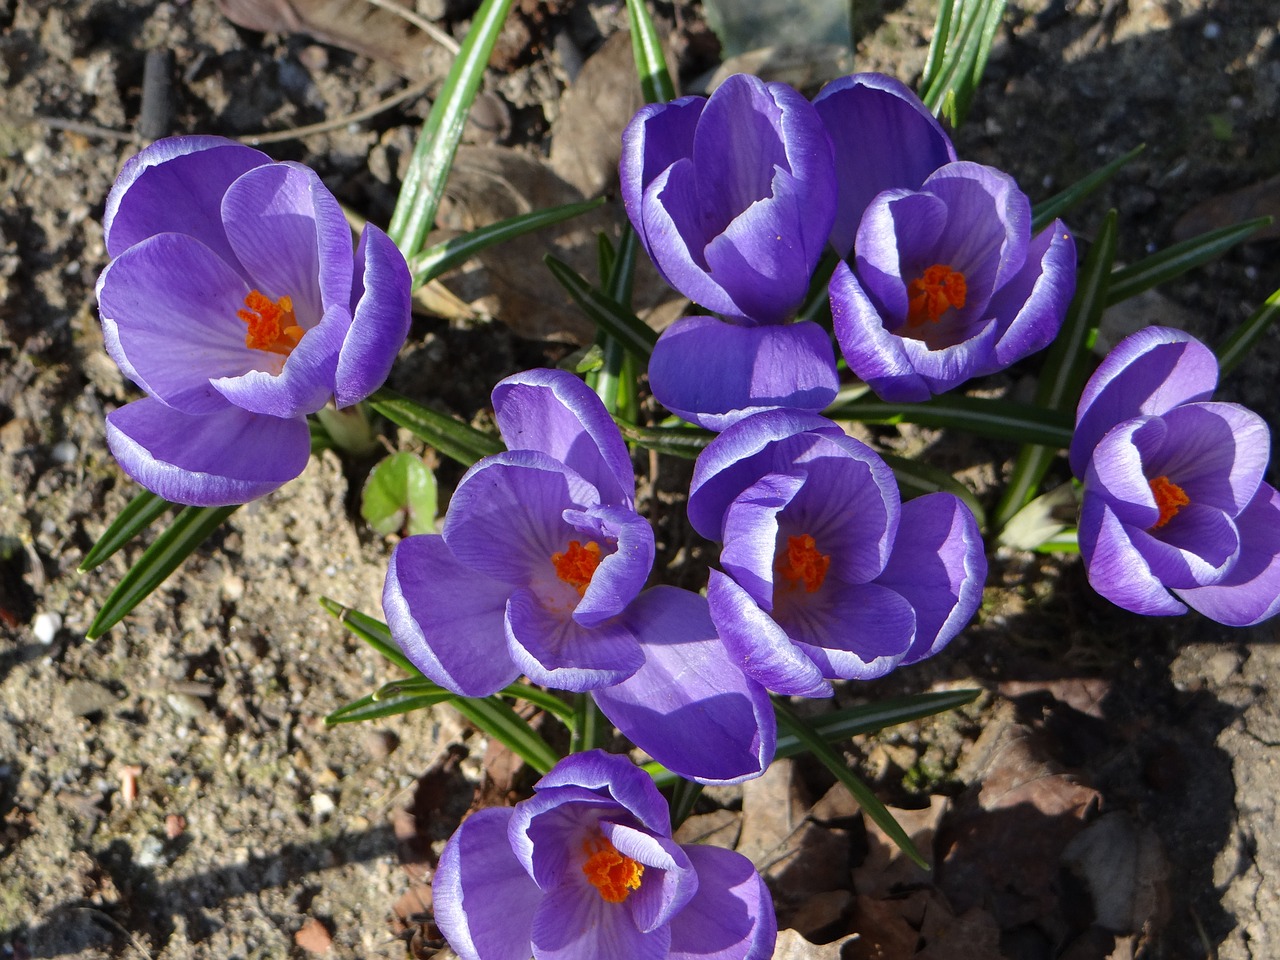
xmin=1070 ymin=326 xmax=1280 ymax=626
xmin=435 ymin=749 xmax=776 ymax=960
xmin=621 ymin=74 xmax=840 ymax=429
xmin=96 ymin=136 xmax=411 ymax=505
xmin=383 ymin=369 xmax=775 ymax=783
xmin=828 ymin=161 xmax=1076 ymax=402
xmin=688 ymin=410 xmax=987 ymax=696
xmin=812 ymin=72 xmax=957 ymax=260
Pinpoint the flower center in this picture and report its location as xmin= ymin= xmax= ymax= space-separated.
xmin=552 ymin=540 xmax=602 ymax=596
xmin=238 ymin=290 xmax=304 ymax=357
xmin=581 ymin=836 xmax=644 ymax=904
xmin=1148 ymin=475 xmax=1190 ymax=529
xmin=776 ymin=534 xmax=830 ymax=593
xmin=907 ymin=264 xmax=967 ymax=328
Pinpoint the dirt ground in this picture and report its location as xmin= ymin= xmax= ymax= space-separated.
xmin=1 ymin=0 xmax=1279 ymax=958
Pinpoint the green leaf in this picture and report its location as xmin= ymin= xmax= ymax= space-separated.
xmin=625 ymin=0 xmax=677 ymax=104
xmin=919 ymin=0 xmax=1007 ymax=127
xmin=453 ymin=697 xmax=561 ymax=774
xmin=774 ymin=699 xmax=927 ymax=868
xmin=388 ymin=0 xmax=517 ymax=259
xmin=1218 ymin=285 xmax=1280 ymax=377
xmin=412 ymin=198 xmax=605 ymax=286
xmin=880 ymin=454 xmax=986 ymax=529
xmin=368 ymin=388 xmax=504 ymax=467
xmin=570 ymin=693 xmax=606 ymax=753
xmin=319 ymin=595 xmax=416 ymax=673
xmin=827 ymin=393 xmax=1074 ymax=447
xmin=361 ymin=452 xmax=439 ymax=537
xmin=1106 ymin=217 xmax=1272 ymax=306
xmin=79 ymin=489 xmax=172 ymax=572
xmin=992 ymin=209 xmax=1118 ymax=531
xmin=617 ymin=421 xmax=713 ymax=459
xmin=325 ymin=689 xmax=456 ymax=725
xmin=667 ymin=778 xmax=704 ymax=829
xmin=997 ymin=482 xmax=1080 ymax=551
xmin=544 ymin=255 xmax=658 ymax=360
xmin=86 ymin=504 xmax=238 ymax=639
xmin=1031 ymin=145 xmax=1144 ymax=234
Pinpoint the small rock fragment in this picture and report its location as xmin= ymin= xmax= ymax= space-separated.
xmin=295 ymin=916 xmax=333 ymax=954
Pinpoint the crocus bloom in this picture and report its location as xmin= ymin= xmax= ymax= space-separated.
xmin=435 ymin=749 xmax=776 ymax=960
xmin=621 ymin=73 xmax=840 ymax=429
xmin=812 ymin=72 xmax=957 ymax=260
xmin=1070 ymin=326 xmax=1280 ymax=626
xmin=829 ymin=161 xmax=1076 ymax=402
xmin=96 ymin=136 xmax=411 ymax=505
xmin=383 ymin=370 xmax=775 ymax=783
xmin=688 ymin=410 xmax=986 ymax=696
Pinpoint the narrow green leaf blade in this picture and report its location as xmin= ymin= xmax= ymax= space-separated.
xmin=617 ymin=422 xmax=713 ymax=459
xmin=319 ymin=595 xmax=415 ymax=673
xmin=79 ymin=489 xmax=172 ymax=572
xmin=325 ymin=690 xmax=455 ymax=725
xmin=625 ymin=0 xmax=677 ymax=104
xmin=828 ymin=394 xmax=1073 ymax=447
xmin=453 ymin=697 xmax=560 ymax=774
xmin=1031 ymin=145 xmax=1144 ymax=234
xmin=1218 ymin=285 xmax=1280 ymax=377
xmin=369 ymin=388 xmax=504 ymax=467
xmin=773 ymin=689 xmax=982 ymax=758
xmin=1106 ymin=217 xmax=1271 ymax=306
xmin=86 ymin=504 xmax=238 ymax=639
xmin=545 ymin=255 xmax=657 ymax=359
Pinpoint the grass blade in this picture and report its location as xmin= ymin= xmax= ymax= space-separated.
xmin=86 ymin=504 xmax=238 ymax=639
xmin=319 ymin=595 xmax=415 ymax=673
xmin=325 ymin=690 xmax=456 ymax=725
xmin=828 ymin=393 xmax=1073 ymax=447
xmin=617 ymin=422 xmax=713 ymax=459
xmin=625 ymin=0 xmax=677 ymax=104
xmin=369 ymin=388 xmax=504 ymax=467
xmin=79 ymin=489 xmax=172 ymax=572
xmin=545 ymin=254 xmax=658 ymax=360
xmin=1106 ymin=217 xmax=1271 ymax=306
xmin=453 ymin=697 xmax=560 ymax=774
xmin=1218 ymin=285 xmax=1280 ymax=377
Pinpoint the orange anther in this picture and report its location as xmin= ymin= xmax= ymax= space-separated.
xmin=552 ymin=540 xmax=602 ymax=596
xmin=581 ymin=836 xmax=644 ymax=903
xmin=776 ymin=534 xmax=830 ymax=593
xmin=907 ymin=264 xmax=967 ymax=328
xmin=1149 ymin=475 xmax=1190 ymax=529
xmin=238 ymin=290 xmax=304 ymax=356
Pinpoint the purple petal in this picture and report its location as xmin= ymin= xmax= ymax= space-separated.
xmin=97 ymin=233 xmax=253 ymax=414
xmin=920 ymin=162 xmax=1029 ymax=295
xmin=989 ymin=220 xmax=1076 ymax=365
xmin=512 ymin=787 xmax=612 ymax=887
xmin=1131 ymin=504 xmax=1240 ymax=589
xmin=602 ymin=821 xmax=698 ymax=932
xmin=620 ymin=96 xmax=706 ymax=255
xmin=434 ymin=807 xmax=541 ymax=960
xmin=1079 ymin=493 xmax=1187 ymax=616
xmin=649 ymin=316 xmax=839 ymax=431
xmin=105 ymin=398 xmax=308 ymax=506
xmin=875 ymin=493 xmax=987 ymax=664
xmin=103 ymin=136 xmax=270 ymax=264
xmin=1176 ymin=484 xmax=1280 ymax=626
xmin=443 ymin=452 xmax=600 ymax=585
xmin=492 ymin=369 xmax=636 ymax=506
xmin=688 ymin=409 xmax=846 ymax=541
xmin=566 ymin=506 xmax=654 ymax=626
xmin=668 ymin=845 xmax=777 ymax=960
xmin=782 ymin=580 xmax=914 ymax=681
xmin=505 ymin=587 xmax=643 ymax=692
xmin=382 ymin=535 xmax=519 ymax=697
xmin=706 ymin=569 xmax=831 ymax=697
xmin=718 ymin=472 xmax=806 ymax=607
xmin=1147 ymin=402 xmax=1270 ymax=515
xmin=531 ymin=750 xmax=672 ymax=836
xmin=1070 ymin=326 xmax=1219 ymax=477
xmin=221 ymin=161 xmax=353 ymax=327
xmin=853 ymin=189 xmax=946 ymax=320
xmin=1086 ymin=418 xmax=1166 ymax=530
xmin=830 ymin=259 xmax=932 ymax=402
xmin=336 ymin=225 xmax=412 ymax=406
xmin=531 ymin=874 xmax=669 ymax=960
xmin=593 ymin=587 xmax=777 ymax=785
xmin=813 ymin=72 xmax=956 ymax=257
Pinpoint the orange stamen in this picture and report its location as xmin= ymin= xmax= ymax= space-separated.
xmin=552 ymin=540 xmax=602 ymax=596
xmin=238 ymin=290 xmax=304 ymax=357
xmin=776 ymin=534 xmax=830 ymax=593
xmin=1149 ymin=475 xmax=1190 ymax=529
xmin=581 ymin=836 xmax=644 ymax=903
xmin=907 ymin=264 xmax=967 ymax=328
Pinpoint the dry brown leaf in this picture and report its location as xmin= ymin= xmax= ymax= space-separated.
xmin=1172 ymin=172 xmax=1280 ymax=243
xmin=736 ymin=757 xmax=810 ymax=866
xmin=773 ymin=927 xmax=859 ymax=960
xmin=1062 ymin=812 xmax=1170 ymax=936
xmin=852 ymin=795 xmax=947 ymax=898
xmin=673 ymin=808 xmax=741 ymax=850
xmin=915 ymin=901 xmax=1002 ymax=960
xmin=844 ymin=894 xmax=919 ymax=960
xmin=393 ymin=743 xmax=472 ymax=881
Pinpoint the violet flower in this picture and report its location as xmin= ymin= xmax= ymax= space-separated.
xmin=383 ymin=369 xmax=775 ymax=783
xmin=96 ymin=136 xmax=411 ymax=505
xmin=435 ymin=749 xmax=776 ymax=960
xmin=688 ymin=410 xmax=987 ymax=696
xmin=621 ymin=74 xmax=840 ymax=430
xmin=828 ymin=161 xmax=1076 ymax=402
xmin=1070 ymin=326 xmax=1280 ymax=626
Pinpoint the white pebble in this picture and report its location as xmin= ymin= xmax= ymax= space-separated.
xmin=49 ymin=441 xmax=78 ymax=464
xmin=33 ymin=612 xmax=62 ymax=644
xmin=1202 ymin=21 xmax=1221 ymax=39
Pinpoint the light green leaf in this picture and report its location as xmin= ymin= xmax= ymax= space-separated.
xmin=625 ymin=0 xmax=677 ymax=104
xmin=361 ymin=452 xmax=439 ymax=537
xmin=919 ymin=0 xmax=1007 ymax=128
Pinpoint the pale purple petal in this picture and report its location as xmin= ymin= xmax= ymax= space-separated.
xmin=875 ymin=493 xmax=987 ymax=664
xmin=602 ymin=821 xmax=697 ymax=932
xmin=1086 ymin=418 xmax=1165 ymax=530
xmin=921 ymin=162 xmax=1028 ymax=294
xmin=989 ymin=220 xmax=1076 ymax=366
xmin=1177 ymin=484 xmax=1280 ymax=626
xmin=853 ymin=190 xmax=946 ymax=318
xmin=103 ymin=136 xmax=270 ymax=264
xmin=105 ymin=398 xmax=308 ymax=506
xmin=97 ymin=233 xmax=253 ymax=415
xmin=830 ymin=259 xmax=932 ymax=402
xmin=1079 ymin=494 xmax=1187 ymax=616
xmin=783 ymin=580 xmax=914 ymax=680
xmin=335 ymin=225 xmax=412 ymax=406
xmin=620 ymin=97 xmax=705 ymax=257
xmin=706 ymin=569 xmax=831 ymax=697
xmin=434 ymin=807 xmax=541 ymax=960
xmin=593 ymin=587 xmax=777 ymax=785
xmin=492 ymin=368 xmax=636 ymax=506
xmin=1130 ymin=504 xmax=1240 ymax=589
xmin=532 ymin=875 xmax=668 ymax=960
xmin=648 ymin=316 xmax=839 ymax=431
xmin=568 ymin=506 xmax=654 ymax=626
xmin=512 ymin=788 xmax=619 ymax=886
xmin=813 ymin=72 xmax=956 ymax=257
xmin=505 ymin=587 xmax=643 ymax=692
xmin=668 ymin=845 xmax=777 ymax=960
xmin=1071 ymin=326 xmax=1219 ymax=477
xmin=531 ymin=750 xmax=673 ymax=836
xmin=382 ymin=534 xmax=519 ymax=697
xmin=1146 ymin=402 xmax=1270 ymax=514
xmin=718 ymin=472 xmax=806 ymax=607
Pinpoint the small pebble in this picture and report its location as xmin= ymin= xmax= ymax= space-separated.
xmin=165 ymin=813 xmax=187 ymax=839
xmin=33 ymin=611 xmax=62 ymax=644
xmin=1202 ymin=21 xmax=1221 ymax=40
xmin=49 ymin=441 xmax=77 ymax=464
xmin=365 ymin=728 xmax=399 ymax=760
xmin=310 ymin=792 xmax=336 ymax=818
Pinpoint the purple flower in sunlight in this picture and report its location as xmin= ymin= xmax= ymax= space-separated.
xmin=434 ymin=749 xmax=776 ymax=960
xmin=621 ymin=73 xmax=840 ymax=429
xmin=96 ymin=136 xmax=411 ymax=505
xmin=384 ymin=370 xmax=775 ymax=784
xmin=812 ymin=72 xmax=957 ymax=260
xmin=828 ymin=161 xmax=1076 ymax=402
xmin=688 ymin=410 xmax=986 ymax=697
xmin=1070 ymin=326 xmax=1280 ymax=626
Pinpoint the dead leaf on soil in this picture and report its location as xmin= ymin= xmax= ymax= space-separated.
xmin=1062 ymin=811 xmax=1170 ymax=937
xmin=294 ymin=916 xmax=333 ymax=954
xmin=852 ymin=794 xmax=947 ymax=898
xmin=773 ymin=927 xmax=859 ymax=960
xmin=1172 ymin=172 xmax=1280 ymax=243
